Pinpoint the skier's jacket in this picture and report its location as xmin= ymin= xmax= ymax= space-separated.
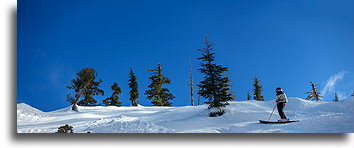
xmin=276 ymin=93 xmax=288 ymax=103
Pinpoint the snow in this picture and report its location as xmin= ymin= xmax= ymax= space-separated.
xmin=17 ymin=103 xmax=47 ymax=123
xmin=17 ymin=97 xmax=353 ymax=133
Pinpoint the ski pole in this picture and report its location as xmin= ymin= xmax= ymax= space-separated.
xmin=268 ymin=104 xmax=277 ymax=121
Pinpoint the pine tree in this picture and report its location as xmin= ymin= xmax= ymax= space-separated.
xmin=65 ymin=94 xmax=75 ymax=104
xmin=305 ymin=82 xmax=323 ymax=101
xmin=66 ymin=67 xmax=104 ymax=111
xmin=189 ymin=60 xmax=195 ymax=106
xmin=247 ymin=91 xmax=251 ymax=100
xmin=128 ymin=67 xmax=139 ymax=106
xmin=333 ymin=92 xmax=339 ymax=102
xmin=225 ymin=72 xmax=237 ymax=100
xmin=145 ymin=63 xmax=175 ymax=106
xmin=56 ymin=124 xmax=74 ymax=133
xmin=197 ymin=35 xmax=234 ymax=117
xmin=253 ymin=76 xmax=264 ymax=101
xmin=103 ymin=82 xmax=122 ymax=107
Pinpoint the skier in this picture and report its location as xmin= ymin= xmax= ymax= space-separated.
xmin=275 ymin=87 xmax=288 ymax=122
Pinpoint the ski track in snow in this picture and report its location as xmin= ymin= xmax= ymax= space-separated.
xmin=17 ymin=98 xmax=354 ymax=133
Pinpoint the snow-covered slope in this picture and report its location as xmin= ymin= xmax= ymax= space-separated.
xmin=17 ymin=97 xmax=353 ymax=133
xmin=17 ymin=103 xmax=47 ymax=122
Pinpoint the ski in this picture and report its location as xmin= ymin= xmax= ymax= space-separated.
xmin=259 ymin=120 xmax=299 ymax=124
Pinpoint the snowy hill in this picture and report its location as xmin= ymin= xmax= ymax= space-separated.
xmin=17 ymin=103 xmax=47 ymax=123
xmin=17 ymin=97 xmax=353 ymax=133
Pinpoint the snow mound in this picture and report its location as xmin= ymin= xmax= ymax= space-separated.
xmin=84 ymin=116 xmax=174 ymax=133
xmin=338 ymin=97 xmax=354 ymax=107
xmin=51 ymin=105 xmax=74 ymax=112
xmin=285 ymin=97 xmax=324 ymax=110
xmin=17 ymin=103 xmax=46 ymax=121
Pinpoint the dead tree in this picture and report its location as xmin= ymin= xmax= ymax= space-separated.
xmin=305 ymin=82 xmax=323 ymax=101
xmin=189 ymin=60 xmax=195 ymax=106
xmin=197 ymin=94 xmax=201 ymax=105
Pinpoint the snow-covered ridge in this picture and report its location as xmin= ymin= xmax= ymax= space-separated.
xmin=17 ymin=103 xmax=47 ymax=121
xmin=17 ymin=97 xmax=353 ymax=133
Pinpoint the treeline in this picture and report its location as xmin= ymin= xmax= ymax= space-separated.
xmin=65 ymin=35 xmax=343 ymax=117
xmin=66 ymin=64 xmax=174 ymax=111
xmin=66 ymin=35 xmax=236 ymax=116
xmin=245 ymin=77 xmax=342 ymax=102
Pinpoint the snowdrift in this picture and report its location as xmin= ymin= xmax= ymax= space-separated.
xmin=17 ymin=97 xmax=353 ymax=133
xmin=17 ymin=103 xmax=47 ymax=122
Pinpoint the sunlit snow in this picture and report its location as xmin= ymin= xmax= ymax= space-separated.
xmin=17 ymin=97 xmax=353 ymax=133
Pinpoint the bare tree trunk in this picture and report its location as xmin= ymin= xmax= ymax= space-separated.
xmin=72 ymin=80 xmax=91 ymax=111
xmin=197 ymin=94 xmax=201 ymax=105
xmin=311 ymin=82 xmax=319 ymax=101
xmin=189 ymin=60 xmax=194 ymax=106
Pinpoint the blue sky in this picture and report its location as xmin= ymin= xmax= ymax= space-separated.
xmin=18 ymin=0 xmax=353 ymax=111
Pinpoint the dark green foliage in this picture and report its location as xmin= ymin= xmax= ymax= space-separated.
xmin=66 ymin=67 xmax=104 ymax=107
xmin=103 ymin=82 xmax=122 ymax=106
xmin=305 ymin=82 xmax=323 ymax=101
xmin=56 ymin=124 xmax=73 ymax=133
xmin=253 ymin=77 xmax=264 ymax=101
xmin=224 ymin=72 xmax=237 ymax=101
xmin=145 ymin=63 xmax=175 ymax=106
xmin=128 ymin=67 xmax=139 ymax=106
xmin=197 ymin=35 xmax=234 ymax=117
xmin=247 ymin=91 xmax=251 ymax=100
xmin=209 ymin=110 xmax=225 ymax=117
xmin=333 ymin=92 xmax=339 ymax=102
xmin=65 ymin=94 xmax=75 ymax=104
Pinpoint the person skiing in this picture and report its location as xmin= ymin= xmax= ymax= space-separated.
xmin=275 ymin=87 xmax=288 ymax=122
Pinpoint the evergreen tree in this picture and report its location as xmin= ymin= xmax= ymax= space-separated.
xmin=253 ymin=76 xmax=264 ymax=101
xmin=333 ymin=92 xmax=339 ymax=102
xmin=65 ymin=94 xmax=75 ymax=104
xmin=128 ymin=67 xmax=139 ymax=106
xmin=103 ymin=82 xmax=122 ymax=107
xmin=145 ymin=63 xmax=175 ymax=106
xmin=247 ymin=91 xmax=251 ymax=100
xmin=197 ymin=35 xmax=234 ymax=117
xmin=66 ymin=67 xmax=104 ymax=111
xmin=225 ymin=72 xmax=237 ymax=100
xmin=305 ymin=82 xmax=323 ymax=101
xmin=56 ymin=124 xmax=74 ymax=133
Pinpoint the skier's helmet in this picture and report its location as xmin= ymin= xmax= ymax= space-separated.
xmin=276 ymin=87 xmax=283 ymax=92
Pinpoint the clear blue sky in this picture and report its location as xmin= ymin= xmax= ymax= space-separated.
xmin=18 ymin=0 xmax=353 ymax=111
